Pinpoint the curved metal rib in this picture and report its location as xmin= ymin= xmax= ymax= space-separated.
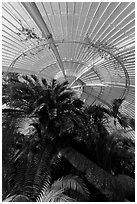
xmin=21 ymin=2 xmax=66 ymax=80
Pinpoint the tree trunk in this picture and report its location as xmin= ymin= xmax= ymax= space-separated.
xmin=60 ymin=147 xmax=135 ymax=201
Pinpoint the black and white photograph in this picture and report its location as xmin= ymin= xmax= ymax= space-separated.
xmin=2 ymin=1 xmax=135 ymax=202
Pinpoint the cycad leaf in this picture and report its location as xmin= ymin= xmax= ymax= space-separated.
xmin=38 ymin=175 xmax=89 ymax=202
xmin=39 ymin=188 xmax=63 ymax=202
xmin=39 ymin=188 xmax=76 ymax=202
xmin=51 ymin=174 xmax=90 ymax=199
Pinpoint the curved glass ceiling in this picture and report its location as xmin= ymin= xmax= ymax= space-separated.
xmin=2 ymin=2 xmax=135 ymax=138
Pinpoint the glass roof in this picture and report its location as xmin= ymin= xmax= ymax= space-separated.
xmin=2 ymin=2 xmax=135 ymax=139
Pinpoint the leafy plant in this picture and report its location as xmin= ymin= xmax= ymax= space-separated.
xmin=38 ymin=174 xmax=89 ymax=202
xmin=60 ymin=147 xmax=135 ymax=201
xmin=3 ymin=175 xmax=89 ymax=202
xmin=2 ymin=72 xmax=135 ymax=202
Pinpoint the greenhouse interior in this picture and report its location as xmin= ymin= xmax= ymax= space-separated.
xmin=2 ymin=2 xmax=135 ymax=202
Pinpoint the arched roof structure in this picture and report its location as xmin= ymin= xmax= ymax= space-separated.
xmin=2 ymin=2 xmax=135 ymax=138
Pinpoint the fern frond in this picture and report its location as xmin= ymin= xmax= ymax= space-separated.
xmin=51 ymin=174 xmax=90 ymax=199
xmin=38 ymin=174 xmax=89 ymax=202
xmin=38 ymin=188 xmax=63 ymax=202
xmin=38 ymin=188 xmax=76 ymax=202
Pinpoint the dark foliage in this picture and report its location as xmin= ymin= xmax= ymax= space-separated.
xmin=2 ymin=72 xmax=135 ymax=202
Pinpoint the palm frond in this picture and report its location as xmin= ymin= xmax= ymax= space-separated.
xmin=3 ymin=72 xmax=20 ymax=84
xmin=22 ymin=74 xmax=35 ymax=87
xmin=38 ymin=188 xmax=76 ymax=202
xmin=57 ymin=90 xmax=74 ymax=103
xmin=72 ymin=98 xmax=84 ymax=109
xmin=129 ymin=118 xmax=135 ymax=131
xmin=112 ymin=98 xmax=125 ymax=119
xmin=3 ymin=194 xmax=30 ymax=202
xmin=118 ymin=114 xmax=135 ymax=130
xmin=53 ymin=194 xmax=76 ymax=202
xmin=23 ymin=145 xmax=53 ymax=201
xmin=50 ymin=79 xmax=57 ymax=90
xmin=3 ymin=195 xmax=16 ymax=202
xmin=38 ymin=174 xmax=89 ymax=202
xmin=60 ymin=147 xmax=134 ymax=201
xmin=41 ymin=78 xmax=48 ymax=88
xmin=39 ymin=188 xmax=63 ymax=202
xmin=54 ymin=81 xmax=69 ymax=95
xmin=52 ymin=175 xmax=90 ymax=199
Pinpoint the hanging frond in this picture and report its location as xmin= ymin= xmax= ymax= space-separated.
xmin=118 ymin=113 xmax=135 ymax=130
xmin=112 ymin=98 xmax=125 ymax=119
xmin=41 ymin=78 xmax=48 ymax=88
xmin=54 ymin=81 xmax=69 ymax=95
xmin=38 ymin=174 xmax=89 ymax=202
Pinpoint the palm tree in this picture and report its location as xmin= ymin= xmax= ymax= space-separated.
xmin=2 ymin=110 xmax=26 ymax=199
xmin=55 ymin=102 xmax=135 ymax=201
xmin=38 ymin=174 xmax=90 ymax=202
xmin=85 ymin=100 xmax=135 ymax=131
xmin=3 ymin=174 xmax=89 ymax=202
xmin=2 ymin=73 xmax=87 ymax=200
xmin=110 ymin=98 xmax=135 ymax=130
xmin=82 ymin=103 xmax=135 ymax=170
xmin=2 ymin=72 xmax=135 ymax=202
xmin=103 ymin=129 xmax=135 ymax=177
xmin=3 ymin=73 xmax=86 ymax=137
